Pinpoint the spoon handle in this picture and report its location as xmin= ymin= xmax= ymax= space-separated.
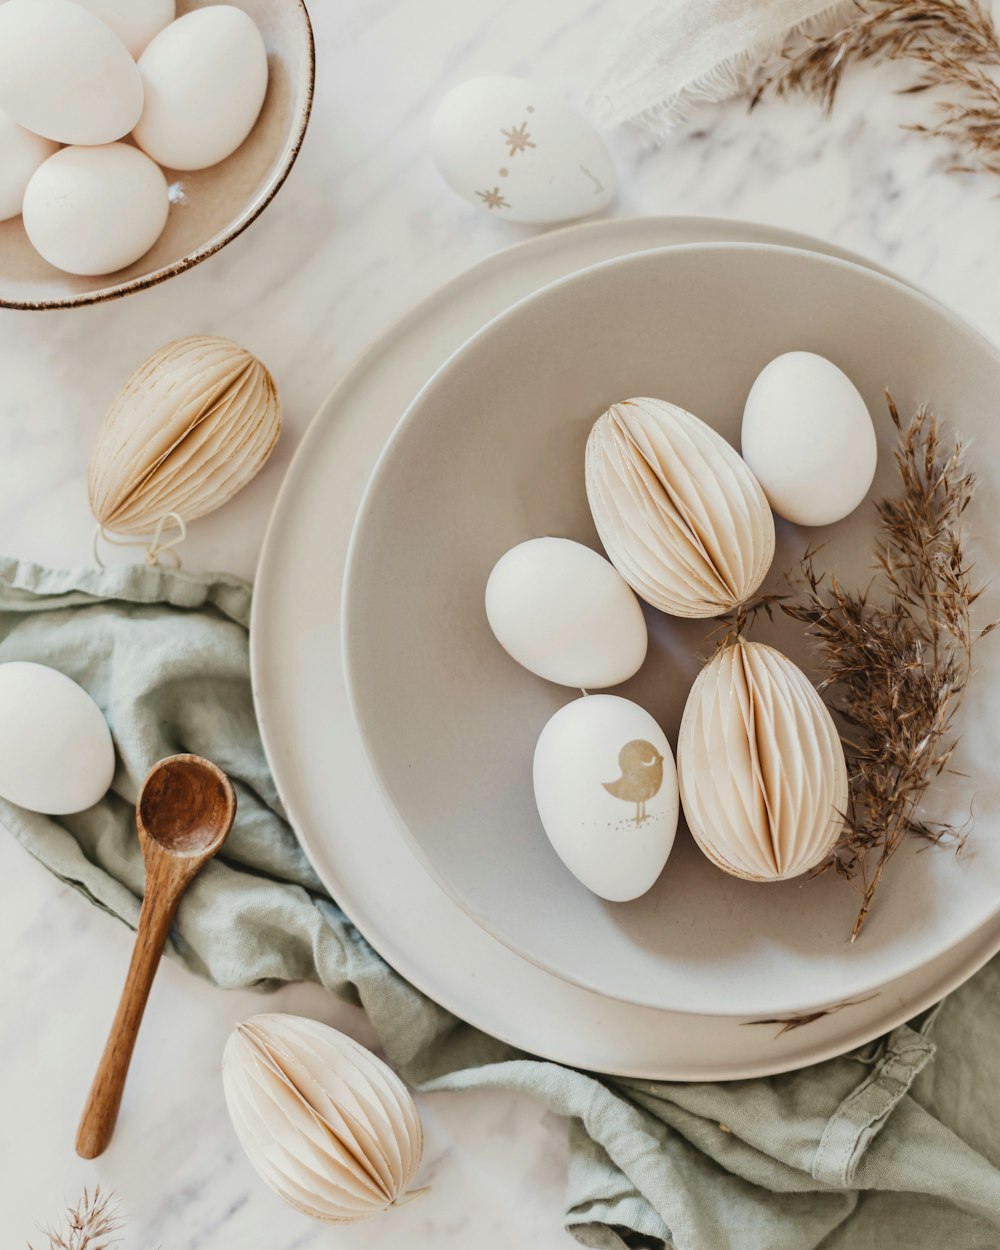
xmin=75 ymin=867 xmax=184 ymax=1159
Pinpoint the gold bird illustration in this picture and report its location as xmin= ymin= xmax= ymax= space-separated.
xmin=603 ymin=739 xmax=664 ymax=824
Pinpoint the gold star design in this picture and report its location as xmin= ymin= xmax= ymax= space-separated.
xmin=501 ymin=121 xmax=536 ymax=157
xmin=476 ymin=186 xmax=510 ymax=210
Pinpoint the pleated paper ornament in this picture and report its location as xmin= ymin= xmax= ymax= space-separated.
xmin=222 ymin=1013 xmax=426 ymax=1223
xmin=88 ymin=335 xmax=281 ymax=557
xmin=586 ymin=397 xmax=774 ymax=618
xmin=677 ymin=638 xmax=848 ymax=882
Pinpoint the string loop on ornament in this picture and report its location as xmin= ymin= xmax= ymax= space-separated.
xmin=93 ymin=512 xmax=187 ymax=569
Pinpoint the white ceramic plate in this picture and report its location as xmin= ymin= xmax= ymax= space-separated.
xmin=341 ymin=241 xmax=1000 ymax=1019
xmin=252 ymin=217 xmax=1000 ymax=1078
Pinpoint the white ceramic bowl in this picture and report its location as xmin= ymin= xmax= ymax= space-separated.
xmin=0 ymin=0 xmax=314 ymax=310
xmin=343 ymin=243 xmax=1000 ymax=1018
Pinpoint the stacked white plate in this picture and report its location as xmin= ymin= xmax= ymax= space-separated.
xmin=252 ymin=217 xmax=1000 ymax=1080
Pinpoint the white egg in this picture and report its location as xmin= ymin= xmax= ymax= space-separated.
xmin=73 ymin=0 xmax=176 ymax=58
xmin=741 ymin=351 xmax=878 ymax=527
xmin=0 ymin=109 xmax=58 ymax=222
xmin=431 ymin=76 xmax=617 ymax=225
xmin=485 ymin=537 xmax=647 ymax=689
xmin=0 ymin=663 xmax=115 ymax=815
xmin=133 ymin=6 xmax=268 ymax=171
xmin=533 ymin=695 xmax=678 ymax=901
xmin=0 ymin=0 xmax=143 ymax=145
xmin=23 ymin=143 xmax=169 ymax=276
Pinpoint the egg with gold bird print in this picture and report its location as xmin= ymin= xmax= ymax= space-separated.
xmin=533 ymin=695 xmax=678 ymax=901
xmin=603 ymin=740 xmax=664 ymax=825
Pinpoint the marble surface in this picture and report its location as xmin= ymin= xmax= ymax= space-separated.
xmin=3 ymin=0 xmax=1000 ymax=1244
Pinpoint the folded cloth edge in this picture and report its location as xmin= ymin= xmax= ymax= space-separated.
xmin=586 ymin=0 xmax=857 ymax=134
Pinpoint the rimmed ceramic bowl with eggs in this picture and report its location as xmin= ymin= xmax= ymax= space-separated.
xmin=341 ymin=242 xmax=1000 ymax=1021
xmin=0 ymin=0 xmax=314 ymax=310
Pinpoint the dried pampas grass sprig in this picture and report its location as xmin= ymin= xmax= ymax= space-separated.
xmin=752 ymin=0 xmax=1000 ymax=178
xmin=782 ymin=396 xmax=994 ymax=940
xmin=29 ymin=1188 xmax=123 ymax=1250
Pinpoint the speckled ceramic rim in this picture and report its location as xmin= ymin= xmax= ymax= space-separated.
xmin=2 ymin=0 xmax=315 ymax=312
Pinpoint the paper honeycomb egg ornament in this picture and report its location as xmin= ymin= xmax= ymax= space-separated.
xmin=89 ymin=335 xmax=281 ymax=540
xmin=677 ymin=638 xmax=848 ymax=882
xmin=223 ymin=1013 xmax=425 ymax=1224
xmin=586 ymin=397 xmax=775 ymax=618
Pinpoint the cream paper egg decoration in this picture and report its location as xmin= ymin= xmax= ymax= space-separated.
xmin=89 ymin=336 xmax=281 ymax=538
xmin=586 ymin=398 xmax=775 ymax=618
xmin=431 ymin=76 xmax=616 ymax=224
xmin=222 ymin=1013 xmax=425 ymax=1224
xmin=677 ymin=639 xmax=848 ymax=882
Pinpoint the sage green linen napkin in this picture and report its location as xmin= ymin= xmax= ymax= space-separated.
xmin=2 ymin=555 xmax=999 ymax=1249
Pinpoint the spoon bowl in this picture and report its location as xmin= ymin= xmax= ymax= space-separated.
xmin=138 ymin=754 xmax=237 ymax=856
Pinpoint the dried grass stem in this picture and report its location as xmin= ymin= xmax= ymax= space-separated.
xmin=782 ymin=395 xmax=993 ymax=939
xmin=29 ymin=1188 xmax=123 ymax=1250
xmin=753 ymin=0 xmax=1000 ymax=177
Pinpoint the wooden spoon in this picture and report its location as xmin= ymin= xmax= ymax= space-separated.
xmin=76 ymin=754 xmax=237 ymax=1159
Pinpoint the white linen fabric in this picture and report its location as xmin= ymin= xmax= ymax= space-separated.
xmin=587 ymin=0 xmax=855 ymax=133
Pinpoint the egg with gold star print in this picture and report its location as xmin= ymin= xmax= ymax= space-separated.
xmin=431 ymin=75 xmax=617 ymax=225
xmin=533 ymin=694 xmax=678 ymax=901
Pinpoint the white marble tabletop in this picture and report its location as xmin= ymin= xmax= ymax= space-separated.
xmin=3 ymin=1 xmax=1000 ymax=1245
